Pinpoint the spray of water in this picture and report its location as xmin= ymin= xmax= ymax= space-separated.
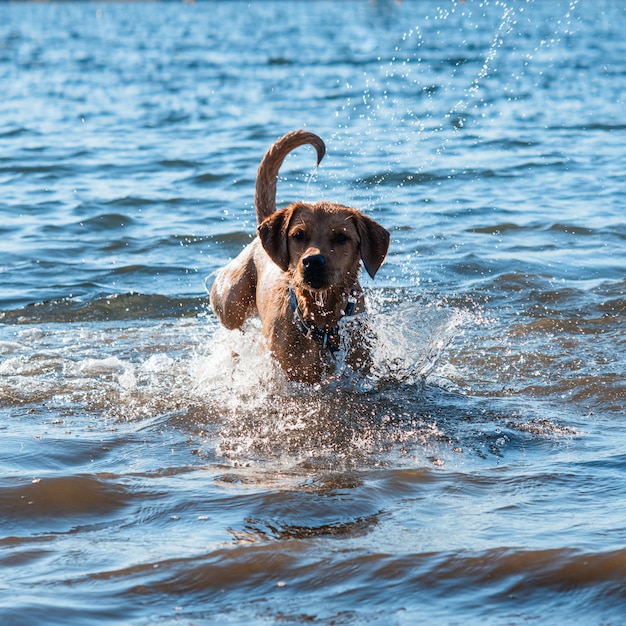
xmin=183 ymin=294 xmax=475 ymax=470
xmin=329 ymin=0 xmax=581 ymax=199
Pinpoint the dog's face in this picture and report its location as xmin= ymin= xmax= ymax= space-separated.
xmin=258 ymin=202 xmax=390 ymax=293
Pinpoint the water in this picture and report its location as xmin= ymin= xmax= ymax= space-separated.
xmin=1 ymin=0 xmax=625 ymax=624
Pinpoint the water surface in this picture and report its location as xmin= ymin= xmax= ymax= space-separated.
xmin=1 ymin=1 xmax=625 ymax=624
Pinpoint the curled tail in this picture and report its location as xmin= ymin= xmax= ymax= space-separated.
xmin=254 ymin=130 xmax=326 ymax=224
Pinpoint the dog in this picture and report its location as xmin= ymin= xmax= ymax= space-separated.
xmin=210 ymin=130 xmax=390 ymax=383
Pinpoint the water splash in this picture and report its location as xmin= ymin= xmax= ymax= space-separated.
xmin=331 ymin=0 xmax=581 ymax=200
xmin=186 ymin=296 xmax=472 ymax=469
xmin=0 ymin=291 xmax=574 ymax=473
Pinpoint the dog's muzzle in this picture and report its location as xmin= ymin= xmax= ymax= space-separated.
xmin=302 ymin=253 xmax=328 ymax=289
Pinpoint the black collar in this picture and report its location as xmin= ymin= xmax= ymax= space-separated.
xmin=288 ymin=285 xmax=358 ymax=354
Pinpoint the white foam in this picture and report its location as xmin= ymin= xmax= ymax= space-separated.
xmin=77 ymin=356 xmax=127 ymax=376
xmin=0 ymin=341 xmax=24 ymax=355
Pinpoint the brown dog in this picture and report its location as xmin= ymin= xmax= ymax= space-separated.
xmin=210 ymin=130 xmax=390 ymax=383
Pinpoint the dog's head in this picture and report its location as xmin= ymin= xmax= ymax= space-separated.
xmin=258 ymin=202 xmax=390 ymax=292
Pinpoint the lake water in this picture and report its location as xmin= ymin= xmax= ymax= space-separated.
xmin=1 ymin=0 xmax=625 ymax=624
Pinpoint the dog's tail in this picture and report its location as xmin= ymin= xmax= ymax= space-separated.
xmin=254 ymin=130 xmax=326 ymax=224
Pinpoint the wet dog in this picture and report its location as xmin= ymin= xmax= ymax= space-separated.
xmin=210 ymin=130 xmax=390 ymax=383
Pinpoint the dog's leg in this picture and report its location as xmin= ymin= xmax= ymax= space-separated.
xmin=210 ymin=246 xmax=257 ymax=330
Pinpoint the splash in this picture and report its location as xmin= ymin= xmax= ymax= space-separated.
xmin=331 ymin=0 xmax=581 ymax=201
xmin=188 ymin=297 xmax=471 ymax=469
xmin=191 ymin=297 xmax=466 ymax=397
xmin=0 ymin=297 xmax=575 ymax=473
xmin=366 ymin=298 xmax=466 ymax=386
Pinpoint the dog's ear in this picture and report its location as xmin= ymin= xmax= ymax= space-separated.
xmin=257 ymin=207 xmax=293 ymax=272
xmin=355 ymin=213 xmax=390 ymax=278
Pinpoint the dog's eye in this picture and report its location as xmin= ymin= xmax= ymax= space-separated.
xmin=333 ymin=233 xmax=350 ymax=245
xmin=291 ymin=230 xmax=306 ymax=242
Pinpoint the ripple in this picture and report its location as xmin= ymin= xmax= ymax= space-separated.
xmin=0 ymin=475 xmax=132 ymax=535
xmin=1 ymin=1 xmax=626 ymax=624
xmin=0 ymin=293 xmax=206 ymax=324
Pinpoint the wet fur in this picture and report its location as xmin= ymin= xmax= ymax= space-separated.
xmin=210 ymin=130 xmax=390 ymax=383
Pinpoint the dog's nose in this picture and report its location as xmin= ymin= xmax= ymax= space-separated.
xmin=302 ymin=254 xmax=326 ymax=270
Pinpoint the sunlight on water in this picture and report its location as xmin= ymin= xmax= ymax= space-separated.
xmin=0 ymin=294 xmax=473 ymax=450
xmin=0 ymin=293 xmax=576 ymax=474
xmin=192 ymin=298 xmax=466 ymax=394
xmin=185 ymin=295 xmax=478 ymax=470
xmin=1 ymin=0 xmax=625 ymax=623
xmin=333 ymin=0 xmax=582 ymax=196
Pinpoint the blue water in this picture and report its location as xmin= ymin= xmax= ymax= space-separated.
xmin=1 ymin=1 xmax=625 ymax=624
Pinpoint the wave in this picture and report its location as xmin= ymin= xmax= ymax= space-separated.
xmin=355 ymin=159 xmax=570 ymax=187
xmin=55 ymin=543 xmax=626 ymax=624
xmin=0 ymin=292 xmax=208 ymax=324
